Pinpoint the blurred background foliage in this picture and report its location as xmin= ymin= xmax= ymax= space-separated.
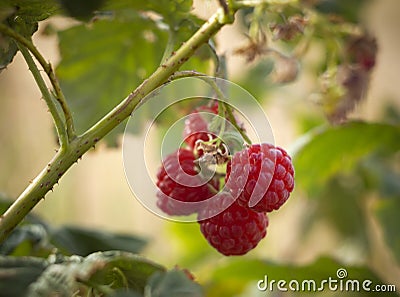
xmin=0 ymin=0 xmax=399 ymax=296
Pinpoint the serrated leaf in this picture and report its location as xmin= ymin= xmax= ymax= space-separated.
xmin=56 ymin=16 xmax=168 ymax=145
xmin=50 ymin=225 xmax=147 ymax=256
xmin=373 ymin=198 xmax=400 ymax=265
xmin=207 ymin=256 xmax=396 ymax=297
xmin=57 ymin=11 xmax=213 ymax=146
xmin=146 ymin=269 xmax=203 ymax=297
xmin=82 ymin=251 xmax=165 ymax=292
xmin=292 ymin=122 xmax=400 ymax=195
xmin=26 ymin=251 xmax=165 ymax=296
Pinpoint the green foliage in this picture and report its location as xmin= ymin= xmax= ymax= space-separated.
xmin=50 ymin=225 xmax=147 ymax=256
xmin=59 ymin=0 xmax=106 ymax=21
xmin=0 ymin=250 xmax=202 ymax=297
xmin=0 ymin=0 xmax=58 ymax=71
xmin=293 ymin=122 xmax=400 ymax=195
xmin=56 ymin=0 xmax=213 ymax=145
xmin=308 ymin=174 xmax=369 ymax=245
xmin=0 ymin=256 xmax=48 ymax=297
xmin=0 ymin=197 xmax=147 ymax=258
xmin=374 ymin=199 xmax=400 ymax=264
xmin=56 ymin=15 xmax=168 ymax=145
xmin=146 ymin=269 xmax=203 ymax=297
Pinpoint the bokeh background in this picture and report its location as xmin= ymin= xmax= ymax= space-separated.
xmin=1 ymin=0 xmax=399 ymax=295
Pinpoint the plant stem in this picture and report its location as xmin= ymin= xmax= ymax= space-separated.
xmin=0 ymin=7 xmax=235 ymax=244
xmin=160 ymin=29 xmax=177 ymax=65
xmin=17 ymin=43 xmax=69 ymax=148
xmin=168 ymin=71 xmax=252 ymax=144
xmin=0 ymin=23 xmax=76 ymax=140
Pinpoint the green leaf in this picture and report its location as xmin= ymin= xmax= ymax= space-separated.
xmin=207 ymin=256 xmax=396 ymax=296
xmin=0 ymin=256 xmax=48 ymax=297
xmin=0 ymin=224 xmax=50 ymax=257
xmin=373 ymin=198 xmax=400 ymax=264
xmin=0 ymin=0 xmax=59 ymax=71
xmin=146 ymin=269 xmax=203 ymax=297
xmin=56 ymin=16 xmax=168 ymax=145
xmin=56 ymin=3 xmax=214 ymax=145
xmin=83 ymin=251 xmax=165 ymax=292
xmin=103 ymin=0 xmax=193 ymax=27
xmin=307 ymin=174 xmax=368 ymax=246
xmin=50 ymin=225 xmax=147 ymax=256
xmin=59 ymin=0 xmax=106 ymax=21
xmin=26 ymin=251 xmax=165 ymax=296
xmin=292 ymin=122 xmax=400 ymax=195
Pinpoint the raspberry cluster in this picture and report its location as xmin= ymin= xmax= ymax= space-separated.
xmin=155 ymin=102 xmax=295 ymax=256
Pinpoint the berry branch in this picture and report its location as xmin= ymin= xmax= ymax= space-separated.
xmin=0 ymin=23 xmax=76 ymax=141
xmin=0 ymin=6 xmax=236 ymax=244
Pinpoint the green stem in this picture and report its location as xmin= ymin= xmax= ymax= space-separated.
xmin=17 ymin=43 xmax=69 ymax=149
xmin=169 ymin=71 xmax=252 ymax=144
xmin=0 ymin=7 xmax=234 ymax=244
xmin=0 ymin=23 xmax=76 ymax=140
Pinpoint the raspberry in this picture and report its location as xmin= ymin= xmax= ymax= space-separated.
xmin=199 ymin=192 xmax=268 ymax=256
xmin=183 ymin=103 xmax=218 ymax=150
xmin=156 ymin=149 xmax=216 ymax=216
xmin=225 ymin=143 xmax=294 ymax=212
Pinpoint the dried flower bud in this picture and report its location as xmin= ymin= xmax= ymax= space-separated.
xmin=269 ymin=15 xmax=308 ymax=41
xmin=271 ymin=55 xmax=300 ymax=83
xmin=320 ymin=64 xmax=370 ymax=123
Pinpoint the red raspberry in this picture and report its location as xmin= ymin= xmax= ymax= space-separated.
xmin=225 ymin=143 xmax=294 ymax=212
xmin=156 ymin=149 xmax=216 ymax=216
xmin=183 ymin=103 xmax=218 ymax=150
xmin=199 ymin=192 xmax=268 ymax=256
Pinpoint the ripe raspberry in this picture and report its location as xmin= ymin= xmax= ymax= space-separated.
xmin=156 ymin=149 xmax=216 ymax=216
xmin=199 ymin=192 xmax=268 ymax=256
xmin=183 ymin=103 xmax=218 ymax=150
xmin=225 ymin=143 xmax=294 ymax=212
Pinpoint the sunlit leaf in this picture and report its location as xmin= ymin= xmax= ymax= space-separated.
xmin=207 ymin=256 xmax=396 ymax=296
xmin=292 ymin=122 xmax=400 ymax=195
